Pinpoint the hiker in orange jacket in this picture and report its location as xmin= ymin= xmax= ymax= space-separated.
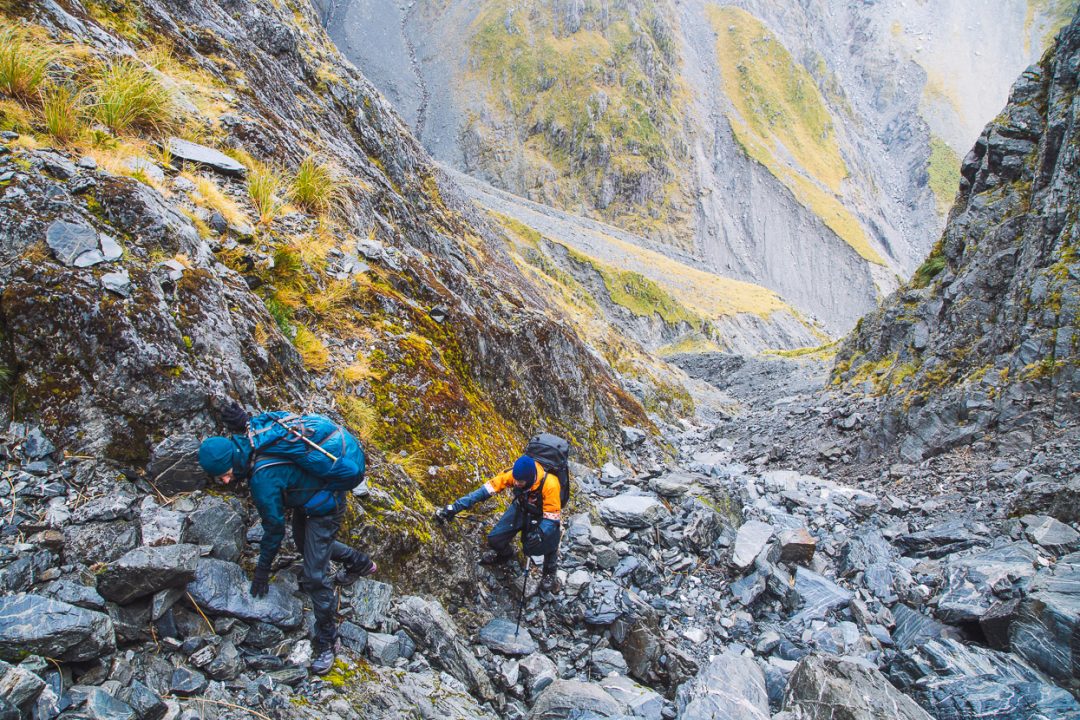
xmin=435 ymin=455 xmax=562 ymax=592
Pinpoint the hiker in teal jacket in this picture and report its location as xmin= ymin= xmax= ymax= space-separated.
xmin=198 ymin=408 xmax=375 ymax=675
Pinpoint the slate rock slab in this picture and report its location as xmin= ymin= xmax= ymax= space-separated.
xmin=778 ymin=527 xmax=816 ymax=566
xmin=1010 ymin=552 xmax=1080 ymax=683
xmin=598 ymin=494 xmax=669 ymax=529
xmin=46 ymin=220 xmax=98 ymax=266
xmin=675 ymin=651 xmax=769 ymax=720
xmin=649 ymin=471 xmax=703 ymax=498
xmin=599 ymin=674 xmax=663 ymax=720
xmin=887 ymin=638 xmax=1080 ymax=720
xmin=935 ymin=542 xmax=1037 ymax=624
xmin=166 ymin=138 xmax=247 ymax=176
xmin=783 ymin=654 xmax=932 ymax=719
xmin=788 ymin=567 xmax=853 ymax=627
xmin=396 ymin=595 xmax=495 ymax=701
xmin=97 ymin=543 xmax=200 ymax=604
xmin=896 ymin=521 xmax=986 ymax=559
xmin=479 ymin=618 xmax=539 ymax=656
xmin=528 ymin=679 xmax=622 ymax=720
xmin=146 ymin=435 xmax=206 ymax=496
xmin=1021 ymin=515 xmax=1080 ymax=553
xmin=0 ymin=594 xmax=114 ymax=662
xmin=117 ymin=680 xmax=166 ymax=720
xmin=892 ymin=603 xmax=962 ymax=651
xmin=347 ymin=577 xmax=393 ymax=629
xmin=185 ymin=558 xmax=301 ymax=628
xmin=732 ymin=520 xmax=774 ymax=570
xmin=83 ymin=687 xmax=136 ymax=720
xmin=182 ymin=498 xmax=244 ymax=562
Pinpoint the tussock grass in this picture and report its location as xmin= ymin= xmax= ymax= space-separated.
xmin=90 ymin=58 xmax=173 ymax=134
xmin=247 ymin=162 xmax=288 ymax=224
xmin=0 ymin=97 xmax=33 ymax=133
xmin=187 ymin=173 xmax=249 ymax=228
xmin=0 ymin=25 xmax=53 ymax=100
xmin=336 ymin=394 xmax=376 ymax=443
xmin=293 ymin=326 xmax=329 ymax=370
xmin=39 ymin=83 xmax=82 ymax=143
xmin=292 ymin=155 xmax=342 ymax=215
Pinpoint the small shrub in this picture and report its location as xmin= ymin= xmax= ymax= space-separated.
xmin=912 ymin=254 xmax=946 ymax=288
xmin=292 ymin=155 xmax=341 ymax=214
xmin=0 ymin=25 xmax=53 ymax=100
xmin=248 ymin=163 xmax=288 ymax=224
xmin=39 ymin=83 xmax=82 ymax=143
xmin=90 ymin=57 xmax=173 ymax=134
xmin=264 ymin=296 xmax=296 ymax=338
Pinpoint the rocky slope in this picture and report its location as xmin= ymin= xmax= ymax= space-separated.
xmin=324 ymin=0 xmax=1073 ymax=335
xmin=833 ymin=5 xmax=1080 ymax=464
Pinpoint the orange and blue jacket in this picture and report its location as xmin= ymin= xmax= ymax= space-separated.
xmin=451 ymin=459 xmax=562 ymax=521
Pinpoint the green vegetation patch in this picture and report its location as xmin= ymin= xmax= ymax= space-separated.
xmin=928 ymin=135 xmax=961 ymax=214
xmin=568 ymin=248 xmax=702 ymax=327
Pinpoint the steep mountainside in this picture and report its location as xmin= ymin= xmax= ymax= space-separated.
xmin=833 ymin=8 xmax=1080 ymax=463
xmin=324 ymin=0 xmax=1073 ymax=335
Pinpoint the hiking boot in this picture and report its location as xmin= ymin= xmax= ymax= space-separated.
xmin=540 ymin=572 xmax=561 ymax=594
xmin=311 ymin=646 xmax=335 ymax=675
xmin=335 ymin=559 xmax=377 ymax=586
xmin=479 ymin=549 xmax=515 ymax=566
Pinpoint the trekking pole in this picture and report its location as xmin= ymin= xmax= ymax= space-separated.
xmin=271 ymin=418 xmax=339 ymax=462
xmin=515 ymin=556 xmax=530 ymax=637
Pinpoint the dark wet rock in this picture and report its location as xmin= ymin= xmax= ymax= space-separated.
xmin=83 ymin=686 xmax=136 ymax=720
xmin=981 ymin=598 xmax=1022 ymax=650
xmin=783 ymin=654 xmax=932 ymax=719
xmin=396 ymin=595 xmax=495 ymax=701
xmin=267 ymin=668 xmax=308 ymax=686
xmin=64 ymin=520 xmax=141 ymax=565
xmin=1021 ymin=515 xmax=1080 ymax=553
xmin=367 ymin=631 xmax=401 ymax=665
xmin=117 ymin=680 xmax=166 ymax=720
xmin=888 ymin=638 xmax=1080 ymax=720
xmin=146 ymin=436 xmax=206 ymax=496
xmin=777 ymin=527 xmax=816 ymax=565
xmin=935 ymin=542 xmax=1037 ymax=624
xmin=837 ymin=528 xmax=896 ymax=577
xmin=206 ymin=641 xmax=242 ymax=680
xmin=338 ymin=621 xmax=368 ymax=654
xmin=788 ymin=567 xmax=852 ymax=627
xmin=0 ymin=594 xmax=114 ymax=662
xmin=892 ymin=603 xmax=962 ymax=650
xmin=45 ymin=220 xmax=98 ymax=266
xmin=22 ymin=427 xmax=55 ymax=460
xmin=0 ymin=697 xmax=15 ymax=720
xmin=598 ymin=494 xmax=669 ymax=529
xmin=1011 ymin=478 xmax=1080 ymax=525
xmin=0 ymin=662 xmax=45 ymax=707
xmin=731 ymin=570 xmax=767 ymax=607
xmin=732 ymin=520 xmax=774 ymax=570
xmin=0 ymin=549 xmax=52 ymax=593
xmin=182 ymin=497 xmax=244 ymax=562
xmin=96 ymin=544 xmax=200 ymax=604
xmin=346 ymin=577 xmax=393 ymax=629
xmin=675 ymin=651 xmax=769 ymax=720
xmin=479 ymin=617 xmax=539 ymax=656
xmin=584 ymin=580 xmax=625 ymax=626
xmin=169 ymin=667 xmax=207 ymax=697
xmin=109 ymin=601 xmax=154 ymax=645
xmin=1010 ymin=551 xmax=1080 ymax=683
xmin=528 ymin=679 xmax=622 ymax=719
xmin=165 ymin=139 xmax=247 ymax=176
xmin=896 ymin=521 xmax=987 ymax=559
xmin=185 ymin=558 xmax=302 ymax=628
xmin=242 ymin=621 xmax=285 ymax=649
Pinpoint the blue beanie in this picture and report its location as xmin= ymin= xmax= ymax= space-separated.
xmin=198 ymin=436 xmax=236 ymax=476
xmin=512 ymin=455 xmax=536 ymax=484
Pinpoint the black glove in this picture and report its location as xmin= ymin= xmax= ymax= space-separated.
xmin=434 ymin=505 xmax=456 ymax=524
xmin=250 ymin=567 xmax=270 ymax=598
xmin=221 ymin=402 xmax=250 ymax=434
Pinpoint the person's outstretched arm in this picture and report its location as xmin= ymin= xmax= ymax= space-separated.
xmin=434 ymin=470 xmax=514 ymax=522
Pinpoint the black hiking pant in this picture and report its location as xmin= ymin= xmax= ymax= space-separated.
xmin=290 ymin=495 xmax=371 ymax=650
xmin=487 ymin=504 xmax=561 ymax=574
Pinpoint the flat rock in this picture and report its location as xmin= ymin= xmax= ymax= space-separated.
xmin=732 ymin=520 xmax=774 ymax=570
xmin=528 ymin=679 xmax=622 ymax=719
xmin=479 ymin=617 xmax=539 ymax=656
xmin=896 ymin=521 xmax=986 ymax=559
xmin=598 ymin=494 xmax=669 ymax=529
xmin=46 ymin=220 xmax=98 ymax=266
xmin=675 ymin=651 xmax=769 ymax=720
xmin=102 ymin=270 xmax=131 ymax=297
xmin=892 ymin=603 xmax=962 ymax=651
xmin=788 ymin=567 xmax=853 ymax=627
xmin=649 ymin=471 xmax=703 ymax=498
xmin=83 ymin=686 xmax=136 ymax=720
xmin=1022 ymin=515 xmax=1080 ymax=553
xmin=0 ymin=594 xmax=114 ymax=662
xmin=185 ymin=558 xmax=302 ymax=628
xmin=784 ymin=654 xmax=931 ymax=719
xmin=97 ymin=543 xmax=200 ymax=604
xmin=166 ymin=138 xmax=247 ymax=176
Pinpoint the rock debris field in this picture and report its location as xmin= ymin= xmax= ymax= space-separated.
xmin=2 ymin=353 xmax=1080 ymax=720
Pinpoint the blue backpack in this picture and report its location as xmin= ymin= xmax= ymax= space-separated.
xmin=248 ymin=412 xmax=365 ymax=513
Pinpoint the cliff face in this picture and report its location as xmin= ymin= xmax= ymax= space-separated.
xmin=324 ymin=0 xmax=1072 ymax=335
xmin=0 ymin=0 xmax=650 ymax=595
xmin=833 ymin=7 xmax=1080 ymax=462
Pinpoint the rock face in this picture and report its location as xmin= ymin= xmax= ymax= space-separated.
xmin=783 ymin=655 xmax=932 ymax=720
xmin=0 ymin=594 xmax=115 ymax=662
xmin=675 ymin=652 xmax=770 ymax=720
xmin=834 ymin=8 xmax=1080 ymax=461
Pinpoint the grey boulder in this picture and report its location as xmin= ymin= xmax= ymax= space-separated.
xmin=598 ymin=494 xmax=669 ymax=529
xmin=676 ymin=651 xmax=769 ymax=720
xmin=96 ymin=543 xmax=201 ymax=604
xmin=185 ymin=558 xmax=302 ymax=628
xmin=396 ymin=595 xmax=495 ymax=702
xmin=479 ymin=617 xmax=539 ymax=656
xmin=935 ymin=542 xmax=1037 ymax=624
xmin=732 ymin=521 xmax=774 ymax=570
xmin=784 ymin=654 xmax=932 ymax=719
xmin=182 ymin=497 xmax=245 ymax=562
xmin=0 ymin=594 xmax=115 ymax=662
xmin=529 ymin=679 xmax=623 ymax=719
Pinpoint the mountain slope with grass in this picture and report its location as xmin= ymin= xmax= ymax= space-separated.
xmin=325 ymin=0 xmax=1072 ymax=336
xmin=832 ymin=7 xmax=1080 ymax=463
